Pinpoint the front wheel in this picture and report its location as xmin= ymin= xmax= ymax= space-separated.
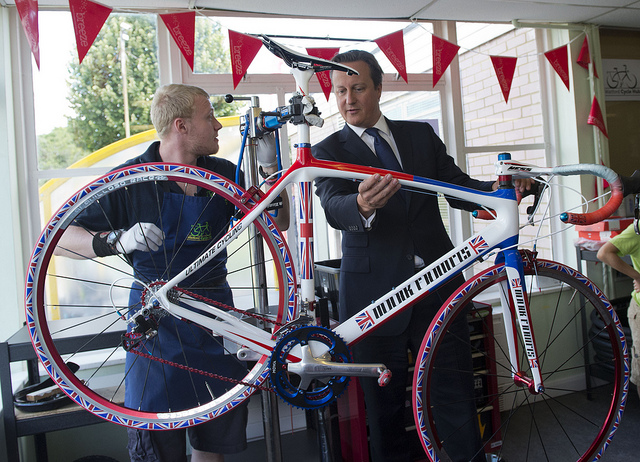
xmin=413 ymin=258 xmax=629 ymax=461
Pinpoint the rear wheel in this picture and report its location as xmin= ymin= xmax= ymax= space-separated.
xmin=25 ymin=163 xmax=296 ymax=429
xmin=413 ymin=257 xmax=628 ymax=461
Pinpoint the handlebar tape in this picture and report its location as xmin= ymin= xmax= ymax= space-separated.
xmin=553 ymin=164 xmax=623 ymax=225
xmin=473 ymin=164 xmax=623 ymax=226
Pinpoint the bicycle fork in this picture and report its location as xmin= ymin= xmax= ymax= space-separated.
xmin=497 ymin=248 xmax=545 ymax=394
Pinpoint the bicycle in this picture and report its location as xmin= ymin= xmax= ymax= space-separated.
xmin=25 ymin=35 xmax=630 ymax=462
xmin=606 ymin=64 xmax=638 ymax=90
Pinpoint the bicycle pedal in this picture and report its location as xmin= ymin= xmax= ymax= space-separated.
xmin=378 ymin=369 xmax=392 ymax=387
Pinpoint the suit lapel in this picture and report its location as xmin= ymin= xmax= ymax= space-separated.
xmin=338 ymin=125 xmax=381 ymax=167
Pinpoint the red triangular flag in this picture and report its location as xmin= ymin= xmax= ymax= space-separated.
xmin=544 ymin=45 xmax=570 ymax=91
xmin=432 ymin=35 xmax=460 ymax=87
xmin=69 ymin=0 xmax=112 ymax=64
xmin=228 ymin=30 xmax=263 ymax=89
xmin=577 ymin=36 xmax=598 ymax=78
xmin=374 ymin=30 xmax=408 ymax=83
xmin=490 ymin=56 xmax=517 ymax=103
xmin=16 ymin=0 xmax=40 ymax=69
xmin=306 ymin=48 xmax=340 ymax=101
xmin=160 ymin=12 xmax=196 ymax=71
xmin=588 ymin=96 xmax=608 ymax=138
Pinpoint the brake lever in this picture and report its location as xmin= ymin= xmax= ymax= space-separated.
xmin=523 ymin=178 xmax=543 ymax=218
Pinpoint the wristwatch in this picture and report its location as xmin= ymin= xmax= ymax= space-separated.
xmin=106 ymin=229 xmax=123 ymax=253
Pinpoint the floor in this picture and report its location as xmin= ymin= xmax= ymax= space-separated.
xmin=587 ymin=384 xmax=640 ymax=461
xmin=225 ymin=384 xmax=640 ymax=462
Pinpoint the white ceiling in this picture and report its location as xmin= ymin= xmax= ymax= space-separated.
xmin=2 ymin=0 xmax=640 ymax=30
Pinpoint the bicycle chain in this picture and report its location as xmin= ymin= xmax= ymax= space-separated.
xmin=125 ymin=285 xmax=284 ymax=393
xmin=128 ymin=347 xmax=274 ymax=393
xmin=175 ymin=286 xmax=284 ymax=328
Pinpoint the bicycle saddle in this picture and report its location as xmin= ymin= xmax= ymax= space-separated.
xmin=260 ymin=35 xmax=358 ymax=75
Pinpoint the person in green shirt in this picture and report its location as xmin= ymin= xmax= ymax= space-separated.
xmin=597 ymin=222 xmax=640 ymax=397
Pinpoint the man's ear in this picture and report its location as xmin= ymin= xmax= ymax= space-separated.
xmin=174 ymin=117 xmax=188 ymax=134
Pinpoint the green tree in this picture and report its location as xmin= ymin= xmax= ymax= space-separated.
xmin=37 ymin=126 xmax=89 ymax=171
xmin=67 ymin=14 xmax=158 ymax=153
xmin=66 ymin=14 xmax=237 ymax=154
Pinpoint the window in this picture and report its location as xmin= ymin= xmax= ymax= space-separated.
xmin=456 ymin=23 xmax=552 ymax=270
xmin=34 ymin=12 xmax=160 ymax=181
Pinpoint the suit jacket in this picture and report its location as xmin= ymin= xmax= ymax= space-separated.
xmin=314 ymin=119 xmax=494 ymax=335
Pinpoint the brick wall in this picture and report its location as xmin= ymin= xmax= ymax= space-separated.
xmin=459 ymin=27 xmax=552 ymax=264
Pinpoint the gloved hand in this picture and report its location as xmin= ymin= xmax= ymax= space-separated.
xmin=256 ymin=132 xmax=278 ymax=169
xmin=116 ymin=223 xmax=164 ymax=254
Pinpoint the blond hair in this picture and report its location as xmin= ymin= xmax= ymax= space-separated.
xmin=150 ymin=84 xmax=210 ymax=139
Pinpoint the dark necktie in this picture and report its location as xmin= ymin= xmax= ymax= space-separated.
xmin=365 ymin=127 xmax=407 ymax=206
xmin=365 ymin=128 xmax=403 ymax=172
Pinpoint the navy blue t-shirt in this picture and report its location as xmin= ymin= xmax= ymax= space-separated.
xmin=74 ymin=141 xmax=242 ymax=233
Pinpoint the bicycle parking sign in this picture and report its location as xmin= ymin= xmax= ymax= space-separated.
xmin=603 ymin=59 xmax=640 ymax=101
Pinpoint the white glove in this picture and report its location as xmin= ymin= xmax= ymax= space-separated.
xmin=256 ymin=132 xmax=278 ymax=169
xmin=116 ymin=223 xmax=164 ymax=254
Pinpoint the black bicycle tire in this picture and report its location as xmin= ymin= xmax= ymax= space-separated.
xmin=413 ymin=258 xmax=629 ymax=462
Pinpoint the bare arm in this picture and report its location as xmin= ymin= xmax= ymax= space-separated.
xmin=597 ymin=241 xmax=640 ymax=292
xmin=53 ymin=225 xmax=98 ymax=259
xmin=53 ymin=223 xmax=164 ymax=259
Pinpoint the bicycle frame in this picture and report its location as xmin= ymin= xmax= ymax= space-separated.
xmin=146 ymin=64 xmax=553 ymax=394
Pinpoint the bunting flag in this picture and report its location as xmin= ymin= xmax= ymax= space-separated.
xmin=490 ymin=56 xmax=517 ymax=103
xmin=69 ymin=0 xmax=112 ymax=65
xmin=544 ymin=45 xmax=570 ymax=91
xmin=229 ymin=30 xmax=263 ymax=89
xmin=160 ymin=12 xmax=196 ymax=71
xmin=577 ymin=36 xmax=598 ymax=78
xmin=432 ymin=35 xmax=460 ymax=87
xmin=374 ymin=30 xmax=408 ymax=83
xmin=19 ymin=13 xmax=609 ymax=139
xmin=587 ymin=96 xmax=608 ymax=138
xmin=306 ymin=47 xmax=341 ymax=101
xmin=16 ymin=0 xmax=40 ymax=69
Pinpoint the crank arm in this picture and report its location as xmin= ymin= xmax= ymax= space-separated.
xmin=287 ymin=344 xmax=392 ymax=389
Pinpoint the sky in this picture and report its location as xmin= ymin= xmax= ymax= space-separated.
xmin=32 ymin=11 xmax=77 ymax=136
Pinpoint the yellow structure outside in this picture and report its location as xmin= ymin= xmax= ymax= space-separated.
xmin=41 ymin=116 xmax=240 ymax=320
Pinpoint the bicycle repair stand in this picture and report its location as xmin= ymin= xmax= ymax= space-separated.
xmin=231 ymin=94 xmax=339 ymax=462
xmin=232 ymin=94 xmax=284 ymax=462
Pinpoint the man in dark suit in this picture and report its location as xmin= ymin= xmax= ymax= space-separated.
xmin=314 ymin=50 xmax=510 ymax=461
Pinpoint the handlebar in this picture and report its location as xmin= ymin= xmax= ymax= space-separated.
xmin=553 ymin=164 xmax=623 ymax=225
xmin=474 ymin=162 xmax=624 ymax=226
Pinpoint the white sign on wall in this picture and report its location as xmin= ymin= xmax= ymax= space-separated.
xmin=603 ymin=59 xmax=640 ymax=101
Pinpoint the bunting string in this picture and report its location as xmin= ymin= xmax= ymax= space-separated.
xmin=14 ymin=1 xmax=607 ymax=137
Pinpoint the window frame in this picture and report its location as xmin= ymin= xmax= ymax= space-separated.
xmin=9 ymin=12 xmax=594 ymax=344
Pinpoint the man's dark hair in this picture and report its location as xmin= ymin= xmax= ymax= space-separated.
xmin=332 ymin=50 xmax=383 ymax=88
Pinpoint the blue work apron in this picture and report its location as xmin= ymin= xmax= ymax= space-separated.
xmin=124 ymin=190 xmax=246 ymax=412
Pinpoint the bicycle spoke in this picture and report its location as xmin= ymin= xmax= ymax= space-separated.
xmin=26 ymin=165 xmax=294 ymax=428
xmin=414 ymin=258 xmax=628 ymax=461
